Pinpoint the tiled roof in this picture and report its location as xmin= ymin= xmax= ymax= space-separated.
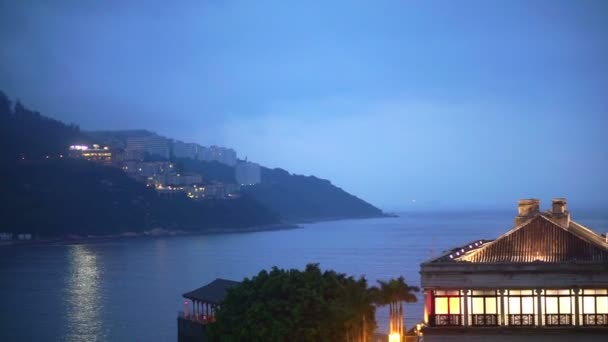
xmin=455 ymin=215 xmax=608 ymax=263
xmin=183 ymin=278 xmax=240 ymax=304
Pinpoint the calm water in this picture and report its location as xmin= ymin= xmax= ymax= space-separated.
xmin=1 ymin=210 xmax=607 ymax=341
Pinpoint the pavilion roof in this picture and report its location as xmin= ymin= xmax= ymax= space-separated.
xmin=431 ymin=214 xmax=608 ymax=264
xmin=183 ymin=278 xmax=240 ymax=304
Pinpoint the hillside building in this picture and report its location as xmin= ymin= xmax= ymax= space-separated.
xmin=173 ymin=141 xmax=199 ymax=160
xmin=235 ymin=161 xmax=261 ymax=185
xmin=126 ymin=135 xmax=170 ymax=160
xmin=198 ymin=145 xmax=237 ymax=166
xmin=68 ymin=144 xmax=112 ymax=163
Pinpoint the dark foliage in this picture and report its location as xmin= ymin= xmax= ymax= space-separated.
xmin=0 ymin=158 xmax=279 ymax=237
xmin=244 ymin=167 xmax=384 ymax=222
xmin=0 ymin=90 xmax=88 ymax=162
xmin=208 ymin=264 xmax=377 ymax=342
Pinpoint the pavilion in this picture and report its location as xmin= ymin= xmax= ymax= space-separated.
xmin=178 ymin=278 xmax=240 ymax=342
xmin=419 ymin=198 xmax=608 ymax=341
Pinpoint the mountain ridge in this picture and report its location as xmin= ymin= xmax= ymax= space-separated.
xmin=0 ymin=90 xmax=385 ymax=237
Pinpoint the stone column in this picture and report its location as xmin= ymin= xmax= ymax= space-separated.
xmin=535 ymin=289 xmax=543 ymax=326
xmin=574 ymin=288 xmax=580 ymax=326
xmin=462 ymin=290 xmax=469 ymax=327
xmin=499 ymin=289 xmax=506 ymax=326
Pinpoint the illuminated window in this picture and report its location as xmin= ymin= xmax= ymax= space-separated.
xmin=470 ymin=290 xmax=498 ymax=326
xmin=580 ymin=289 xmax=608 ymax=326
xmin=544 ymin=289 xmax=573 ymax=326
xmin=506 ymin=290 xmax=535 ymax=326
xmin=432 ymin=290 xmax=462 ymax=326
xmin=435 ymin=298 xmax=448 ymax=314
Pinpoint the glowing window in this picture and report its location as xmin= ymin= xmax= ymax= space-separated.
xmin=486 ymin=298 xmax=497 ymax=314
xmin=521 ymin=297 xmax=534 ymax=314
xmin=449 ymin=297 xmax=461 ymax=314
xmin=546 ymin=297 xmax=558 ymax=314
xmin=435 ymin=298 xmax=449 ymax=314
xmin=583 ymin=297 xmax=595 ymax=314
xmin=471 ymin=297 xmax=497 ymax=314
xmin=509 ymin=297 xmax=521 ymax=314
xmin=597 ymin=297 xmax=608 ymax=314
xmin=559 ymin=297 xmax=571 ymax=314
xmin=472 ymin=298 xmax=484 ymax=314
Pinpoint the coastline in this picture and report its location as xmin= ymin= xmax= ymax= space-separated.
xmin=0 ymin=213 xmax=396 ymax=248
xmin=0 ymin=223 xmax=300 ymax=247
xmin=287 ymin=212 xmax=397 ymax=224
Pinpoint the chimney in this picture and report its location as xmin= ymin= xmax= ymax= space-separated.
xmin=548 ymin=198 xmax=570 ymax=228
xmin=515 ymin=199 xmax=540 ymax=226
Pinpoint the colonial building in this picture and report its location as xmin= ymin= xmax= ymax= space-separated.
xmin=419 ymin=198 xmax=608 ymax=341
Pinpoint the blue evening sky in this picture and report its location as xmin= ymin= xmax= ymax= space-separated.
xmin=1 ymin=0 xmax=607 ymax=210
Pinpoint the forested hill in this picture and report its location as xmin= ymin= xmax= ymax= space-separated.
xmin=0 ymin=90 xmax=385 ymax=237
xmin=243 ymin=167 xmax=384 ymax=222
xmin=0 ymin=92 xmax=88 ymax=162
xmin=0 ymin=91 xmax=279 ymax=237
xmin=176 ymin=160 xmax=385 ymax=222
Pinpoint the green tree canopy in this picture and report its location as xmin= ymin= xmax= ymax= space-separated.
xmin=208 ymin=264 xmax=377 ymax=342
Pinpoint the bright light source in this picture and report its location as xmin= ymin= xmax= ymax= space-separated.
xmin=389 ymin=332 xmax=400 ymax=342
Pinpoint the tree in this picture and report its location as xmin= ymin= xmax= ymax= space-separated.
xmin=208 ymin=264 xmax=377 ymax=342
xmin=374 ymin=277 xmax=419 ymax=341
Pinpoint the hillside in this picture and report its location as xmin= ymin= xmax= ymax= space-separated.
xmin=0 ymin=91 xmax=279 ymax=237
xmin=0 ymin=92 xmax=88 ymax=162
xmin=244 ymin=167 xmax=384 ymax=222
xmin=0 ymin=90 xmax=385 ymax=237
xmin=0 ymin=158 xmax=279 ymax=237
xmin=176 ymin=160 xmax=385 ymax=222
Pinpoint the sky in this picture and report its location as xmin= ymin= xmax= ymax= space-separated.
xmin=1 ymin=0 xmax=607 ymax=210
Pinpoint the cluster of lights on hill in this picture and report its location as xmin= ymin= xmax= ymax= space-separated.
xmin=69 ymin=144 xmax=109 ymax=151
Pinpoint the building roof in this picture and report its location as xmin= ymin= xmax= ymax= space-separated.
xmin=183 ymin=278 xmax=240 ymax=304
xmin=431 ymin=214 xmax=608 ymax=264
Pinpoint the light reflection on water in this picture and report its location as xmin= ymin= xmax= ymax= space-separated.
xmin=65 ymin=245 xmax=104 ymax=342
xmin=1 ymin=211 xmax=606 ymax=341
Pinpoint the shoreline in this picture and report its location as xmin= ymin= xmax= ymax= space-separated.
xmin=287 ymin=212 xmax=398 ymax=225
xmin=0 ymin=223 xmax=300 ymax=247
xmin=0 ymin=213 xmax=396 ymax=248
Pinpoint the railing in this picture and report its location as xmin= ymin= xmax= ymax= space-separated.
xmin=583 ymin=314 xmax=608 ymax=326
xmin=545 ymin=314 xmax=572 ymax=326
xmin=431 ymin=314 xmax=461 ymax=326
xmin=471 ymin=314 xmax=498 ymax=326
xmin=508 ymin=314 xmax=535 ymax=326
xmin=178 ymin=311 xmax=216 ymax=325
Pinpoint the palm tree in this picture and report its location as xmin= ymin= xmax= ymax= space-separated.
xmin=374 ymin=277 xmax=419 ymax=341
xmin=337 ymin=277 xmax=376 ymax=342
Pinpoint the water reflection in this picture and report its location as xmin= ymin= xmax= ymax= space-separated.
xmin=65 ymin=245 xmax=104 ymax=341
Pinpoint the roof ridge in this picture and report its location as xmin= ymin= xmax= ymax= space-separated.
xmin=458 ymin=215 xmax=608 ymax=262
xmin=567 ymin=220 xmax=608 ymax=251
xmin=457 ymin=215 xmax=542 ymax=261
xmin=536 ymin=214 xmax=608 ymax=251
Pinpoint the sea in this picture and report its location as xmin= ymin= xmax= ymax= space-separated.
xmin=1 ymin=210 xmax=607 ymax=341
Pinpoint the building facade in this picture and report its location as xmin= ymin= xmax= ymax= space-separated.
xmin=126 ymin=135 xmax=170 ymax=160
xmin=419 ymin=198 xmax=608 ymax=341
xmin=198 ymin=145 xmax=237 ymax=166
xmin=165 ymin=172 xmax=203 ymax=186
xmin=68 ymin=144 xmax=112 ymax=163
xmin=173 ymin=141 xmax=199 ymax=160
xmin=235 ymin=161 xmax=261 ymax=185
